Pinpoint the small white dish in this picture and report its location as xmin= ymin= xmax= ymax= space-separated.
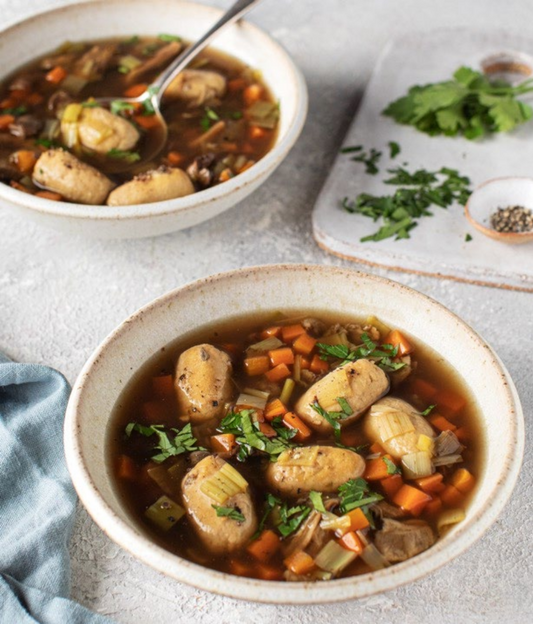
xmin=0 ymin=0 xmax=307 ymax=239
xmin=465 ymin=177 xmax=533 ymax=244
xmin=64 ymin=264 xmax=524 ymax=604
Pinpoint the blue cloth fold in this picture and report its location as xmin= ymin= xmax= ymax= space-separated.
xmin=0 ymin=353 xmax=111 ymax=624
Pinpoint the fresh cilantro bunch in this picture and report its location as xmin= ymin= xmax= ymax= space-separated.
xmin=383 ymin=66 xmax=533 ymax=139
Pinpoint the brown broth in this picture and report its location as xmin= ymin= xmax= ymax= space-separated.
xmin=107 ymin=310 xmax=485 ymax=581
xmin=0 ymin=36 xmax=278 ymax=199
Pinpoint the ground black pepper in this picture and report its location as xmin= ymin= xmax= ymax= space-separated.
xmin=490 ymin=205 xmax=533 ymax=233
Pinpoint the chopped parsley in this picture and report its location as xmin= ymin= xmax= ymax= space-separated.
xmin=110 ymin=100 xmax=136 ymax=116
xmin=277 ymin=503 xmax=311 ymax=537
xmin=383 ymin=456 xmax=401 ymax=475
xmin=107 ymin=148 xmax=141 ymax=163
xmin=253 ymin=493 xmax=281 ymax=539
xmin=465 ymin=233 xmax=473 ymax=242
xmin=200 ymin=107 xmax=220 ymax=131
xmin=211 ymin=505 xmax=245 ymax=523
xmin=35 ymin=138 xmax=60 ymax=149
xmin=346 ymin=147 xmax=382 ymax=175
xmin=338 ymin=477 xmax=383 ymax=514
xmin=310 ymin=397 xmax=353 ymax=440
xmin=125 ymin=422 xmax=204 ymax=463
xmin=2 ymin=105 xmax=27 ymax=116
xmin=158 ymin=33 xmax=182 ymax=43
xmin=317 ymin=332 xmax=407 ymax=372
xmin=309 ymin=490 xmax=326 ymax=513
xmin=388 ymin=141 xmax=401 ymax=158
xmin=421 ymin=404 xmax=436 ymax=416
xmin=340 ymin=145 xmax=363 ymax=153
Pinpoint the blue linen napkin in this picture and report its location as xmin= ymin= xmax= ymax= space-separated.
xmin=0 ymin=353 xmax=111 ymax=624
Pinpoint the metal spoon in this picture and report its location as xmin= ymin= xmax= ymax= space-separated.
xmin=94 ymin=0 xmax=263 ymax=168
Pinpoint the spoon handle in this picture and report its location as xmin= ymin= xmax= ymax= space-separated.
xmin=151 ymin=0 xmax=264 ymax=100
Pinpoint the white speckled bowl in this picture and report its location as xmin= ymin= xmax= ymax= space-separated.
xmin=64 ymin=265 xmax=524 ymax=603
xmin=0 ymin=0 xmax=307 ymax=239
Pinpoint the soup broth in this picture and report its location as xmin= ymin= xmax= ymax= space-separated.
xmin=108 ymin=311 xmax=484 ymax=582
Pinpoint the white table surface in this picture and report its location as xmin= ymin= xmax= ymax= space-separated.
xmin=1 ymin=1 xmax=531 ymax=622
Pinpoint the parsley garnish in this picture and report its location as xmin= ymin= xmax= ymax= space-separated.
xmin=383 ymin=456 xmax=401 ymax=475
xmin=253 ymin=493 xmax=281 ymax=539
xmin=35 ymin=138 xmax=60 ymax=149
xmin=211 ymin=504 xmax=245 ymax=522
xmin=110 ymin=100 xmax=136 ymax=115
xmin=2 ymin=105 xmax=27 ymax=116
xmin=310 ymin=398 xmax=353 ymax=440
xmin=388 ymin=141 xmax=400 ymax=158
xmin=338 ymin=477 xmax=383 ymax=514
xmin=317 ymin=332 xmax=406 ymax=372
xmin=200 ymin=107 xmax=220 ymax=131
xmin=465 ymin=233 xmax=473 ymax=242
xmin=158 ymin=33 xmax=182 ymax=43
xmin=309 ymin=491 xmax=326 ymax=513
xmin=277 ymin=503 xmax=311 ymax=537
xmin=421 ymin=404 xmax=436 ymax=416
xmin=383 ymin=65 xmax=533 ymax=140
xmin=218 ymin=409 xmax=292 ymax=461
xmin=125 ymin=422 xmax=204 ymax=463
xmin=123 ymin=35 xmax=140 ymax=45
xmin=336 ymin=441 xmax=368 ymax=454
xmin=107 ymin=148 xmax=141 ymax=163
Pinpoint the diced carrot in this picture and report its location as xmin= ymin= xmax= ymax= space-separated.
xmin=364 ymin=454 xmax=397 ymax=481
xmin=451 ymin=468 xmax=475 ymax=494
xmin=385 ymin=330 xmax=414 ymax=355
xmin=264 ymin=398 xmax=287 ymax=421
xmin=35 ymin=191 xmax=63 ymax=201
xmin=339 ymin=429 xmax=364 ymax=448
xmin=229 ymin=559 xmax=252 ymax=577
xmin=433 ymin=390 xmax=466 ymax=417
xmin=9 ymin=89 xmax=29 ymax=103
xmin=10 ymin=180 xmax=32 ymax=193
xmin=248 ymin=125 xmax=268 ymax=140
xmin=309 ymin=354 xmax=329 ymax=374
xmin=152 ymin=375 xmax=174 ymax=399
xmin=300 ymin=356 xmax=311 ymax=370
xmin=415 ymin=473 xmax=445 ymax=493
xmin=255 ymin=562 xmax=284 ymax=580
xmin=210 ymin=433 xmax=236 ymax=453
xmin=369 ymin=441 xmax=385 ymax=455
xmin=244 ymin=355 xmax=270 ymax=376
xmin=218 ymin=168 xmax=233 ymax=183
xmin=117 ymin=455 xmax=137 ymax=480
xmin=428 ymin=413 xmax=457 ymax=432
xmin=268 ymin=347 xmax=295 ymax=367
xmin=219 ymin=141 xmax=238 ymax=152
xmin=454 ymin=426 xmax=469 ymax=443
xmin=228 ymin=78 xmax=247 ymax=92
xmin=440 ymin=485 xmax=464 ymax=507
xmin=134 ymin=114 xmax=161 ymax=130
xmin=259 ymin=422 xmax=277 ymax=437
xmin=260 ymin=326 xmax=281 ymax=339
xmin=26 ymin=92 xmax=44 ymax=106
xmin=12 ymin=150 xmax=37 ymax=174
xmin=142 ymin=401 xmax=167 ymax=423
xmin=219 ymin=342 xmax=240 ymax=357
xmin=281 ymin=324 xmax=306 ymax=343
xmin=380 ymin=474 xmax=404 ymax=498
xmin=166 ymin=151 xmax=183 ymax=166
xmin=424 ymin=496 xmax=443 ymax=518
xmin=247 ymin=529 xmax=280 ymax=561
xmin=243 ymin=83 xmax=263 ymax=106
xmin=284 ymin=550 xmax=316 ymax=575
xmin=0 ymin=98 xmax=16 ymax=109
xmin=0 ymin=114 xmax=15 ymax=130
xmin=337 ymin=531 xmax=363 ymax=554
xmin=45 ymin=66 xmax=67 ymax=84
xmin=124 ymin=83 xmax=148 ymax=98
xmin=346 ymin=508 xmax=370 ymax=531
xmin=393 ymin=484 xmax=432 ymax=515
xmin=282 ymin=412 xmax=312 ymax=442
xmin=264 ymin=363 xmax=291 ymax=382
xmin=410 ymin=378 xmax=438 ymax=402
xmin=237 ymin=159 xmax=255 ymax=174
xmin=292 ymin=333 xmax=317 ymax=356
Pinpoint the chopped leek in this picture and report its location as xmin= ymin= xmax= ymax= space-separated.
xmin=360 ymin=544 xmax=390 ymax=570
xmin=309 ymin=490 xmax=326 ymax=513
xmin=200 ymin=462 xmax=248 ymax=504
xmin=118 ymin=54 xmax=142 ymax=74
xmin=319 ymin=512 xmax=351 ymax=533
xmin=235 ymin=392 xmax=268 ymax=411
xmin=375 ymin=410 xmax=415 ymax=441
xmin=365 ymin=315 xmax=391 ymax=338
xmin=401 ymin=451 xmax=434 ymax=479
xmin=417 ymin=434 xmax=435 ymax=455
xmin=279 ymin=378 xmax=295 ymax=406
xmin=433 ymin=454 xmax=463 ymax=467
xmin=144 ymin=495 xmax=185 ymax=530
xmin=435 ymin=431 xmax=462 ymax=456
xmin=243 ymin=387 xmax=270 ymax=400
xmin=247 ymin=336 xmax=283 ymax=352
xmin=61 ymin=74 xmax=88 ymax=95
xmin=315 ymin=540 xmax=357 ymax=576
xmin=437 ymin=508 xmax=465 ymax=534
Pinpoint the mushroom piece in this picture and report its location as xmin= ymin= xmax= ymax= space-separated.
xmin=174 ymin=344 xmax=233 ymax=423
xmin=374 ymin=519 xmax=436 ymax=563
xmin=70 ymin=106 xmax=140 ymax=155
xmin=107 ymin=166 xmax=194 ymax=206
xmin=8 ymin=115 xmax=43 ymax=139
xmin=364 ymin=397 xmax=435 ymax=459
xmin=295 ymin=359 xmax=390 ymax=434
xmin=32 ymin=149 xmax=114 ymax=205
xmin=165 ymin=69 xmax=227 ymax=107
xmin=265 ymin=446 xmax=365 ymax=497
xmin=72 ymin=44 xmax=117 ymax=80
xmin=125 ymin=42 xmax=181 ymax=84
xmin=181 ymin=455 xmax=257 ymax=555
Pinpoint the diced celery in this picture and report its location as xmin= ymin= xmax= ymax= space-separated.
xmin=315 ymin=540 xmax=357 ymax=576
xmin=247 ymin=336 xmax=283 ymax=352
xmin=417 ymin=434 xmax=435 ymax=455
xmin=118 ymin=55 xmax=142 ymax=73
xmin=200 ymin=462 xmax=248 ymax=503
xmin=145 ymin=495 xmax=185 ymax=531
xmin=437 ymin=508 xmax=465 ymax=534
xmin=236 ymin=392 xmax=268 ymax=410
xmin=243 ymin=387 xmax=270 ymax=400
xmin=61 ymin=74 xmax=88 ymax=95
xmin=279 ymin=378 xmax=295 ymax=406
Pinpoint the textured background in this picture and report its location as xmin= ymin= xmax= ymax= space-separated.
xmin=0 ymin=0 xmax=531 ymax=622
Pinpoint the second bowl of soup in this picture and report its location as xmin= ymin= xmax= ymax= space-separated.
xmin=64 ymin=264 xmax=523 ymax=603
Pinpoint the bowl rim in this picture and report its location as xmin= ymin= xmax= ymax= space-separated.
xmin=64 ymin=264 xmax=524 ymax=604
xmin=0 ymin=0 xmax=308 ymax=221
xmin=464 ymin=176 xmax=533 ymax=242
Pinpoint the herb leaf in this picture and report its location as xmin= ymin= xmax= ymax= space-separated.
xmin=211 ymin=504 xmax=245 ymax=522
xmin=317 ymin=333 xmax=406 ymax=372
xmin=125 ymin=422 xmax=204 ymax=463
xmin=421 ymin=404 xmax=436 ymax=416
xmin=110 ymin=100 xmax=136 ymax=116
xmin=383 ymin=456 xmax=401 ymax=475
xmin=158 ymin=33 xmax=182 ymax=43
xmin=253 ymin=493 xmax=282 ymax=539
xmin=338 ymin=477 xmax=383 ymax=514
xmin=310 ymin=398 xmax=353 ymax=440
xmin=388 ymin=141 xmax=400 ymax=158
xmin=277 ymin=503 xmax=311 ymax=537
xmin=347 ymin=147 xmax=382 ymax=175
xmin=107 ymin=148 xmax=140 ymax=163
xmin=309 ymin=491 xmax=326 ymax=513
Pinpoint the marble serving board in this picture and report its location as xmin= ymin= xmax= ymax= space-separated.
xmin=313 ymin=29 xmax=533 ymax=291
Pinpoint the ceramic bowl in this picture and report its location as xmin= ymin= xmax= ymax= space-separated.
xmin=64 ymin=264 xmax=524 ymax=604
xmin=0 ymin=0 xmax=307 ymax=239
xmin=465 ymin=177 xmax=533 ymax=244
